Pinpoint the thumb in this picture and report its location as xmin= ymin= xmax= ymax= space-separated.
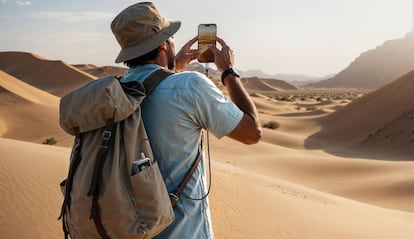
xmin=208 ymin=45 xmax=227 ymax=72
xmin=208 ymin=45 xmax=219 ymax=55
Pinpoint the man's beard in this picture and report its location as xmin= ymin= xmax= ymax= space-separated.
xmin=167 ymin=56 xmax=175 ymax=70
xmin=167 ymin=41 xmax=175 ymax=70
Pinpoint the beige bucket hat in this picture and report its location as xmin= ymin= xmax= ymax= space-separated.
xmin=111 ymin=2 xmax=181 ymax=63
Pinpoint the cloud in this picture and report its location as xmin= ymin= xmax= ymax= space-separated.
xmin=1 ymin=0 xmax=7 ymax=4
xmin=32 ymin=11 xmax=114 ymax=22
xmin=16 ymin=1 xmax=31 ymax=6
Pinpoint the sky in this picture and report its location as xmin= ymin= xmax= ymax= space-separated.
xmin=0 ymin=0 xmax=412 ymax=77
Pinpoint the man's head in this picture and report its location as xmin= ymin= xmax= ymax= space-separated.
xmin=111 ymin=2 xmax=181 ymax=64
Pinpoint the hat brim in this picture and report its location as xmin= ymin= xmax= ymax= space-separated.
xmin=115 ymin=21 xmax=181 ymax=63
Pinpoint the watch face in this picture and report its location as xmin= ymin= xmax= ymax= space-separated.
xmin=232 ymin=68 xmax=240 ymax=77
xmin=227 ymin=68 xmax=240 ymax=77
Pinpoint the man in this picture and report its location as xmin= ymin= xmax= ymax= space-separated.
xmin=111 ymin=2 xmax=262 ymax=238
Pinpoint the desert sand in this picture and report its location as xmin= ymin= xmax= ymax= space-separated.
xmin=0 ymin=52 xmax=413 ymax=239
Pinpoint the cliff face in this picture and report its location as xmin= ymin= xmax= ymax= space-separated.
xmin=308 ymin=32 xmax=414 ymax=89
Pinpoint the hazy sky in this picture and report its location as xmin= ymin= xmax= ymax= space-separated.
xmin=0 ymin=0 xmax=412 ymax=76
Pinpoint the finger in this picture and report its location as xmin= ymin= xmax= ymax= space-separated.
xmin=208 ymin=45 xmax=220 ymax=55
xmin=215 ymin=37 xmax=228 ymax=49
xmin=187 ymin=53 xmax=199 ymax=61
xmin=187 ymin=49 xmax=199 ymax=55
xmin=183 ymin=36 xmax=198 ymax=49
xmin=187 ymin=49 xmax=199 ymax=58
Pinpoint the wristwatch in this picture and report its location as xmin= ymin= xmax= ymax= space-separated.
xmin=221 ymin=68 xmax=240 ymax=85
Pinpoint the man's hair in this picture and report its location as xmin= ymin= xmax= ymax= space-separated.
xmin=124 ymin=47 xmax=160 ymax=68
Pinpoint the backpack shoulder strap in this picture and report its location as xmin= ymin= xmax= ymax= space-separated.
xmin=141 ymin=68 xmax=206 ymax=207
xmin=143 ymin=68 xmax=174 ymax=96
xmin=169 ymin=143 xmax=203 ymax=207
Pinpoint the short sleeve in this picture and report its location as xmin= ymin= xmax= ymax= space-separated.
xmin=194 ymin=73 xmax=243 ymax=139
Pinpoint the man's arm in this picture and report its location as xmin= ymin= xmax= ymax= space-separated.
xmin=223 ymin=74 xmax=262 ymax=144
xmin=210 ymin=38 xmax=262 ymax=144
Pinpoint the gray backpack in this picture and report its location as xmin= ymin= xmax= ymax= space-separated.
xmin=58 ymin=69 xmax=201 ymax=239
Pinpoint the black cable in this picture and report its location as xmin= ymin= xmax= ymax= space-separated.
xmin=182 ymin=64 xmax=212 ymax=201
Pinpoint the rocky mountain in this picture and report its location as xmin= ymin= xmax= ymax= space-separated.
xmin=241 ymin=69 xmax=319 ymax=82
xmin=308 ymin=32 xmax=414 ymax=89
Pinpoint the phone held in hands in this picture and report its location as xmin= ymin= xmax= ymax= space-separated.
xmin=198 ymin=23 xmax=217 ymax=63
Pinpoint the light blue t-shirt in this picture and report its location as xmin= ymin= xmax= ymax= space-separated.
xmin=121 ymin=64 xmax=243 ymax=239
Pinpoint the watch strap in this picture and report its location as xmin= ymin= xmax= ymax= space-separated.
xmin=221 ymin=68 xmax=240 ymax=85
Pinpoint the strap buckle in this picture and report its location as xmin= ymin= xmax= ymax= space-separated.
xmin=102 ymin=130 xmax=112 ymax=140
xmin=169 ymin=193 xmax=179 ymax=205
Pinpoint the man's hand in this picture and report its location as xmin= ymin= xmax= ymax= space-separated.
xmin=175 ymin=36 xmax=199 ymax=71
xmin=208 ymin=37 xmax=235 ymax=72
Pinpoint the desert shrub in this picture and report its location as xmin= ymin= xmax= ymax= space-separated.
xmin=276 ymin=96 xmax=286 ymax=101
xmin=43 ymin=137 xmax=57 ymax=145
xmin=263 ymin=121 xmax=280 ymax=130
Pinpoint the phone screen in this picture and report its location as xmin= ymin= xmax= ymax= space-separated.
xmin=198 ymin=24 xmax=217 ymax=63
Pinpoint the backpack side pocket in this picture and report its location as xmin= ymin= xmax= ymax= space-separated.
xmin=129 ymin=161 xmax=174 ymax=237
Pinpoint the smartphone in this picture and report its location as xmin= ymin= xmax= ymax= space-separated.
xmin=198 ymin=24 xmax=217 ymax=63
xmin=131 ymin=158 xmax=151 ymax=175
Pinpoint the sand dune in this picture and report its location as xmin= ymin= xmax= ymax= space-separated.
xmin=0 ymin=52 xmax=413 ymax=239
xmin=1 ymin=137 xmax=413 ymax=239
xmin=0 ymin=99 xmax=72 ymax=146
xmin=0 ymin=138 xmax=70 ymax=239
xmin=307 ymin=70 xmax=414 ymax=159
xmin=0 ymin=70 xmax=71 ymax=145
xmin=0 ymin=51 xmax=96 ymax=96
xmin=73 ymin=64 xmax=128 ymax=78
xmin=211 ymin=158 xmax=414 ymax=239
xmin=241 ymin=77 xmax=297 ymax=92
xmin=211 ymin=118 xmax=414 ymax=213
xmin=0 ymin=70 xmax=59 ymax=106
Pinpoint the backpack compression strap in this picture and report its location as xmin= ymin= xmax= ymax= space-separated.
xmin=58 ymin=129 xmax=82 ymax=239
xmin=89 ymin=119 xmax=114 ymax=239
